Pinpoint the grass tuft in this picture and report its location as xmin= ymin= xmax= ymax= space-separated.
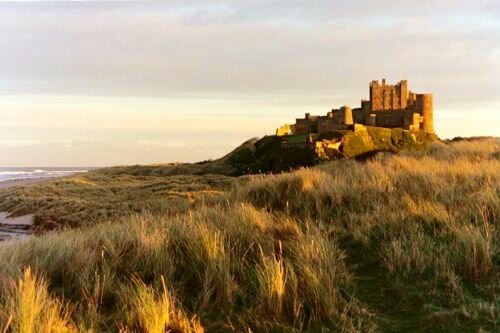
xmin=0 ymin=267 xmax=75 ymax=333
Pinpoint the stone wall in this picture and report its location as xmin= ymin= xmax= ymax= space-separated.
xmin=282 ymin=79 xmax=434 ymax=136
xmin=276 ymin=124 xmax=294 ymax=136
xmin=370 ymin=79 xmax=409 ymax=111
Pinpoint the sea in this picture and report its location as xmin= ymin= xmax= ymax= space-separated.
xmin=0 ymin=167 xmax=92 ymax=182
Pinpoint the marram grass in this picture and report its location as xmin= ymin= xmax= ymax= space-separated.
xmin=0 ymin=138 xmax=498 ymax=332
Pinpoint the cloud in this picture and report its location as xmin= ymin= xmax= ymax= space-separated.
xmin=0 ymin=138 xmax=239 ymax=167
xmin=0 ymin=1 xmax=498 ymax=108
xmin=0 ymin=1 xmax=498 ymax=165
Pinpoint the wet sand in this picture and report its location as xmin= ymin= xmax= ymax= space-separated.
xmin=0 ymin=178 xmax=52 ymax=241
xmin=0 ymin=212 xmax=33 ymax=242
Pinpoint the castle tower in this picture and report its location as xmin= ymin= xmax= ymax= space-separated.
xmin=341 ymin=105 xmax=353 ymax=125
xmin=399 ymin=80 xmax=408 ymax=109
xmin=420 ymin=94 xmax=434 ymax=133
xmin=370 ymin=80 xmax=383 ymax=111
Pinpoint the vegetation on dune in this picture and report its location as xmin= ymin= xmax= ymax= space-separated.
xmin=0 ymin=173 xmax=232 ymax=231
xmin=96 ymin=128 xmax=438 ymax=178
xmin=341 ymin=127 xmax=437 ymax=158
xmin=0 ymin=138 xmax=498 ymax=332
xmin=95 ymin=136 xmax=285 ymax=177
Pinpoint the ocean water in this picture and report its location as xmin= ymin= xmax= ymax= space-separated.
xmin=0 ymin=167 xmax=91 ymax=182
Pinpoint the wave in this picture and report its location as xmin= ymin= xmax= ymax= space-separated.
xmin=0 ymin=169 xmax=88 ymax=182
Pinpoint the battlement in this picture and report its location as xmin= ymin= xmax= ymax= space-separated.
xmin=277 ymin=80 xmax=434 ymax=136
xmin=370 ymin=79 xmax=409 ymax=111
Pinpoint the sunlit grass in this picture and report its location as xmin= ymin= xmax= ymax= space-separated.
xmin=1 ymin=267 xmax=75 ymax=333
xmin=0 ymin=137 xmax=497 ymax=331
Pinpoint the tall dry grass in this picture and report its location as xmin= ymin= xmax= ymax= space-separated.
xmin=0 ymin=204 xmax=371 ymax=331
xmin=0 ymin=267 xmax=75 ymax=333
xmin=124 ymin=276 xmax=204 ymax=333
xmin=0 ymin=137 xmax=497 ymax=331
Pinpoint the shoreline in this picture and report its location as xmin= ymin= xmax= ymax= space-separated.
xmin=0 ymin=177 xmax=60 ymax=189
xmin=0 ymin=212 xmax=33 ymax=242
xmin=0 ymin=179 xmax=56 ymax=241
xmin=0 ymin=175 xmax=80 ymax=241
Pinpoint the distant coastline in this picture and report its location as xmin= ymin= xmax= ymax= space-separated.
xmin=0 ymin=167 xmax=92 ymax=183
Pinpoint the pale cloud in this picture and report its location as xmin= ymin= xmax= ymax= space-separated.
xmin=0 ymin=1 xmax=498 ymax=166
xmin=1 ymin=0 xmax=498 ymax=103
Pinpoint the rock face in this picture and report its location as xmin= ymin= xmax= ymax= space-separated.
xmin=221 ymin=126 xmax=438 ymax=174
xmin=339 ymin=125 xmax=438 ymax=158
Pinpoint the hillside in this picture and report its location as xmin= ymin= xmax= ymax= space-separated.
xmin=0 ymin=137 xmax=497 ymax=332
xmin=96 ymin=127 xmax=438 ymax=177
xmin=0 ymin=128 xmax=436 ymax=231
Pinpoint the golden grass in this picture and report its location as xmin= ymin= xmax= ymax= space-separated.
xmin=256 ymin=254 xmax=287 ymax=315
xmin=125 ymin=277 xmax=204 ymax=333
xmin=0 ymin=137 xmax=497 ymax=331
xmin=1 ymin=267 xmax=75 ymax=333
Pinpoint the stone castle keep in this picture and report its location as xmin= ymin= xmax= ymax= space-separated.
xmin=277 ymin=79 xmax=434 ymax=135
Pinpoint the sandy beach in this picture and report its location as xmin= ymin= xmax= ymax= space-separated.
xmin=0 ymin=212 xmax=33 ymax=242
xmin=0 ymin=177 xmax=56 ymax=189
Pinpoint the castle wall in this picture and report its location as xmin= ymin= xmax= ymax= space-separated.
xmin=370 ymin=79 xmax=409 ymax=111
xmin=366 ymin=114 xmax=376 ymax=126
xmin=318 ymin=119 xmax=336 ymax=133
xmin=400 ymin=80 xmax=408 ymax=109
xmin=373 ymin=111 xmax=404 ymax=127
xmin=352 ymin=109 xmax=366 ymax=124
xmin=286 ymin=80 xmax=434 ymax=135
xmin=370 ymin=81 xmax=383 ymax=111
xmin=361 ymin=100 xmax=371 ymax=113
xmin=295 ymin=114 xmax=320 ymax=134
xmin=276 ymin=124 xmax=294 ymax=136
xmin=294 ymin=119 xmax=312 ymax=135
xmin=351 ymin=108 xmax=423 ymax=130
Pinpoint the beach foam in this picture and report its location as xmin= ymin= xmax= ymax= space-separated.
xmin=0 ymin=167 xmax=89 ymax=182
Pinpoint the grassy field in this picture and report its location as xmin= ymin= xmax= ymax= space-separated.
xmin=0 ymin=138 xmax=498 ymax=332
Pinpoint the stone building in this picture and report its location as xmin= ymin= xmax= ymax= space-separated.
xmin=282 ymin=80 xmax=434 ymax=135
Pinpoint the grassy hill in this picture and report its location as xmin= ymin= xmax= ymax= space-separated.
xmin=0 ymin=137 xmax=498 ymax=332
xmin=94 ymin=127 xmax=438 ymax=177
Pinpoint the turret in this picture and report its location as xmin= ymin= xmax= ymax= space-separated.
xmin=340 ymin=105 xmax=353 ymax=125
xmin=420 ymin=94 xmax=434 ymax=133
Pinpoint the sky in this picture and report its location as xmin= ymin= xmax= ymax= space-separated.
xmin=0 ymin=0 xmax=499 ymax=167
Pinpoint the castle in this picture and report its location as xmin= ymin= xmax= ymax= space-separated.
xmin=277 ymin=79 xmax=434 ymax=135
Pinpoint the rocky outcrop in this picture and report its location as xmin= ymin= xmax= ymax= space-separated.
xmin=96 ymin=127 xmax=438 ymax=177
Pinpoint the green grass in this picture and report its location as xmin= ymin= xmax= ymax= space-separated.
xmin=342 ymin=127 xmax=437 ymax=158
xmin=0 ymin=137 xmax=498 ymax=332
xmin=283 ymin=134 xmax=310 ymax=144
